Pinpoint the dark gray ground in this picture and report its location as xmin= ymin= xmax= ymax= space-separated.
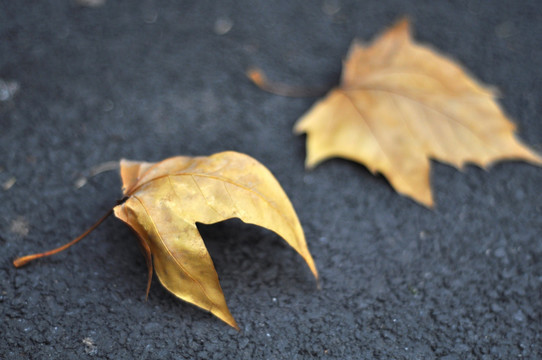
xmin=1 ymin=1 xmax=542 ymax=359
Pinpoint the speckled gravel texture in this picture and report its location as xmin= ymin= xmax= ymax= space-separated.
xmin=1 ymin=1 xmax=541 ymax=359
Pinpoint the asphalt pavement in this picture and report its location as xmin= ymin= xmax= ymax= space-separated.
xmin=1 ymin=1 xmax=541 ymax=359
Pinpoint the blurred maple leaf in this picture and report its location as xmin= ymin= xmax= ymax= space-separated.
xmin=251 ymin=19 xmax=542 ymax=206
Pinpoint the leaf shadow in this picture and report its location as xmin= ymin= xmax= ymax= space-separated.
xmin=197 ymin=219 xmax=315 ymax=292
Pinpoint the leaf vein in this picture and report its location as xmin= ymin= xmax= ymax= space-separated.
xmin=336 ymin=89 xmax=394 ymax=170
xmin=360 ymin=87 xmax=499 ymax=153
xmin=131 ymin=194 xmax=217 ymax=309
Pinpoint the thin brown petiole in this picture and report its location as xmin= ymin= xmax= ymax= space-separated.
xmin=13 ymin=207 xmax=114 ymax=268
xmin=246 ymin=67 xmax=329 ymax=98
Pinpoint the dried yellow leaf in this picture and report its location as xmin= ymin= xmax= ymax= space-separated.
xmin=114 ymin=151 xmax=317 ymax=329
xmin=295 ymin=19 xmax=542 ymax=206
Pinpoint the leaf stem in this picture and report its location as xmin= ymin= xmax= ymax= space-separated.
xmin=13 ymin=205 xmax=118 ymax=268
xmin=246 ymin=67 xmax=329 ymax=98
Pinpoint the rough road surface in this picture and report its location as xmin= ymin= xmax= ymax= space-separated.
xmin=1 ymin=1 xmax=541 ymax=359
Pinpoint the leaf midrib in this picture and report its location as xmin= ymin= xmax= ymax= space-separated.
xmin=131 ymin=194 xmax=217 ymax=310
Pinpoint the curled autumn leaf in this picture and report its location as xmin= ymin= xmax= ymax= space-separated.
xmin=13 ymin=151 xmax=318 ymax=329
xmin=251 ymin=19 xmax=542 ymax=206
